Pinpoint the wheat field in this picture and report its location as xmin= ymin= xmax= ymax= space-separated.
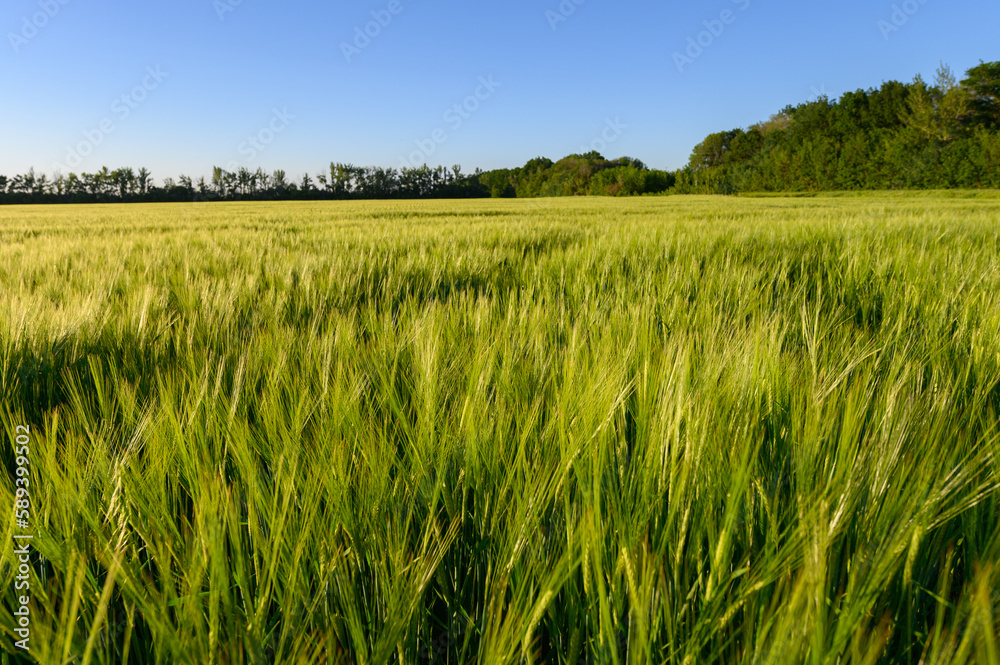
xmin=2 ymin=195 xmax=999 ymax=664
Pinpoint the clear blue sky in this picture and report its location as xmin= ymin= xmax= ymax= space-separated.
xmin=2 ymin=0 xmax=998 ymax=182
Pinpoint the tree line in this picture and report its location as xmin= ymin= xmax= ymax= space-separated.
xmin=0 ymin=164 xmax=483 ymax=204
xmin=676 ymin=60 xmax=1000 ymax=193
xmin=2 ymin=59 xmax=998 ymax=204
xmin=0 ymin=155 xmax=675 ymax=204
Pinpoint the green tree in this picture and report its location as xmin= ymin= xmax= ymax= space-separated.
xmin=687 ymin=130 xmax=742 ymax=170
xmin=272 ymin=170 xmax=288 ymax=196
xmin=179 ymin=174 xmax=194 ymax=198
xmin=961 ymin=60 xmax=1000 ymax=129
xmin=480 ymin=169 xmax=513 ymax=198
xmin=902 ymin=64 xmax=969 ymax=142
xmin=137 ymin=167 xmax=151 ymax=195
xmin=300 ymin=173 xmax=314 ymax=193
xmin=211 ymin=167 xmax=228 ymax=198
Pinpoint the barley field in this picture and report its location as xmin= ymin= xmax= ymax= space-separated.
xmin=2 ymin=195 xmax=999 ymax=664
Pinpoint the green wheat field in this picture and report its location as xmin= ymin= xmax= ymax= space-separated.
xmin=2 ymin=194 xmax=999 ymax=664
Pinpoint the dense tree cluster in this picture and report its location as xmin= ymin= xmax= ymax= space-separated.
xmin=478 ymin=154 xmax=675 ymax=198
xmin=676 ymin=60 xmax=1000 ymax=193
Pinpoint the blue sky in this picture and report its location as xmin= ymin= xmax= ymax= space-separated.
xmin=2 ymin=0 xmax=998 ymax=182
